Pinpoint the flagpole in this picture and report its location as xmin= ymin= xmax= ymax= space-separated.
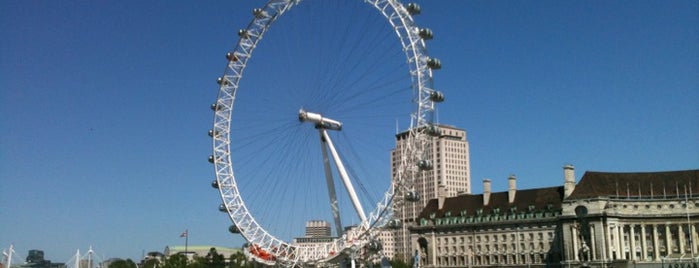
xmin=180 ymin=229 xmax=189 ymax=259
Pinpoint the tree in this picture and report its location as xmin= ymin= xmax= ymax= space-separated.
xmin=228 ymin=251 xmax=251 ymax=268
xmin=108 ymin=259 xmax=137 ymax=268
xmin=204 ymin=248 xmax=226 ymax=268
xmin=141 ymin=258 xmax=159 ymax=268
xmin=161 ymin=254 xmax=188 ymax=268
xmin=187 ymin=258 xmax=205 ymax=268
xmin=389 ymin=257 xmax=410 ymax=268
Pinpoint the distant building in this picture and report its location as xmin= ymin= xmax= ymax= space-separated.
xmin=143 ymin=251 xmax=164 ymax=262
xmin=305 ymin=220 xmax=332 ymax=238
xmin=163 ymin=246 xmax=241 ymax=260
xmin=19 ymin=250 xmax=64 ymax=268
xmin=410 ymin=167 xmax=699 ymax=268
xmin=374 ymin=229 xmax=396 ymax=260
xmin=294 ymin=220 xmax=334 ymax=244
xmin=24 ymin=250 xmax=51 ymax=268
xmin=391 ymin=124 xmax=472 ymax=260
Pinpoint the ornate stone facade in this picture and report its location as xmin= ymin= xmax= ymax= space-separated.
xmin=562 ymin=170 xmax=699 ymax=268
xmin=409 ymin=167 xmax=698 ymax=268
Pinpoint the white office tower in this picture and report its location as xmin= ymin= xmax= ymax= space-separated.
xmin=390 ymin=124 xmax=471 ymax=260
xmin=305 ymin=220 xmax=332 ymax=237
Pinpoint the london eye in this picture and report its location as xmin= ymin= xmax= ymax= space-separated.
xmin=209 ymin=0 xmax=444 ymax=266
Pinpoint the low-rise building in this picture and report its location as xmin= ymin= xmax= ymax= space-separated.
xmin=163 ymin=245 xmax=241 ymax=260
xmin=561 ymin=169 xmax=699 ymax=268
xmin=410 ymin=167 xmax=698 ymax=268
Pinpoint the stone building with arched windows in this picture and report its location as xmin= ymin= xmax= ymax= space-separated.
xmin=561 ymin=169 xmax=699 ymax=268
xmin=410 ymin=166 xmax=698 ymax=268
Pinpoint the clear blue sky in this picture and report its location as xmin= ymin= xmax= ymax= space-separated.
xmin=1 ymin=0 xmax=697 ymax=263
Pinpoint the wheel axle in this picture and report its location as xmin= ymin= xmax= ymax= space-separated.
xmin=298 ymin=109 xmax=342 ymax=131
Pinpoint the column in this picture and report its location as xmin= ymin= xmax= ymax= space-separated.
xmin=640 ymin=224 xmax=647 ymax=261
xmin=691 ymin=224 xmax=698 ymax=256
xmin=612 ymin=225 xmax=618 ymax=259
xmin=629 ymin=224 xmax=636 ymax=261
xmin=430 ymin=232 xmax=437 ymax=266
xmin=606 ymin=224 xmax=613 ymax=261
xmin=618 ymin=224 xmax=625 ymax=259
xmin=652 ymin=224 xmax=660 ymax=261
xmin=590 ymin=224 xmax=597 ymax=260
xmin=515 ymin=242 xmax=520 ymax=265
xmin=665 ymin=224 xmax=672 ymax=254
xmin=572 ymin=225 xmax=579 ymax=261
xmin=678 ymin=224 xmax=686 ymax=253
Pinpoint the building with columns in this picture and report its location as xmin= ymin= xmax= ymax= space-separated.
xmin=562 ymin=169 xmax=699 ymax=267
xmin=409 ymin=166 xmax=698 ymax=268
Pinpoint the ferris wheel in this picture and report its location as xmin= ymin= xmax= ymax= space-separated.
xmin=209 ymin=0 xmax=444 ymax=266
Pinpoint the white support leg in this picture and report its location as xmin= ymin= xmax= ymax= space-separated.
xmin=320 ymin=130 xmax=344 ymax=237
xmin=321 ymin=129 xmax=367 ymax=223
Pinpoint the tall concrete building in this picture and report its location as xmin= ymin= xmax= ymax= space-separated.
xmin=305 ymin=220 xmax=332 ymax=237
xmin=388 ymin=124 xmax=471 ymax=260
xmin=294 ymin=220 xmax=334 ymax=244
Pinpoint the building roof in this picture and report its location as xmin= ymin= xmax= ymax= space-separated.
xmin=568 ymin=169 xmax=699 ymax=200
xmin=395 ymin=124 xmax=465 ymax=139
xmin=163 ymin=245 xmax=241 ymax=257
xmin=418 ymin=186 xmax=564 ymax=219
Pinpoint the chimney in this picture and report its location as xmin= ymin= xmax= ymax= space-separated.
xmin=563 ymin=164 xmax=575 ymax=198
xmin=508 ymin=174 xmax=517 ymax=203
xmin=437 ymin=184 xmax=447 ymax=210
xmin=483 ymin=179 xmax=491 ymax=206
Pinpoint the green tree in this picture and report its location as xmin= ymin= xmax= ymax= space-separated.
xmin=204 ymin=248 xmax=226 ymax=268
xmin=228 ymin=251 xmax=250 ymax=268
xmin=389 ymin=257 xmax=410 ymax=268
xmin=187 ymin=258 xmax=205 ymax=268
xmin=108 ymin=259 xmax=137 ymax=268
xmin=141 ymin=258 xmax=159 ymax=268
xmin=161 ymin=254 xmax=188 ymax=268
